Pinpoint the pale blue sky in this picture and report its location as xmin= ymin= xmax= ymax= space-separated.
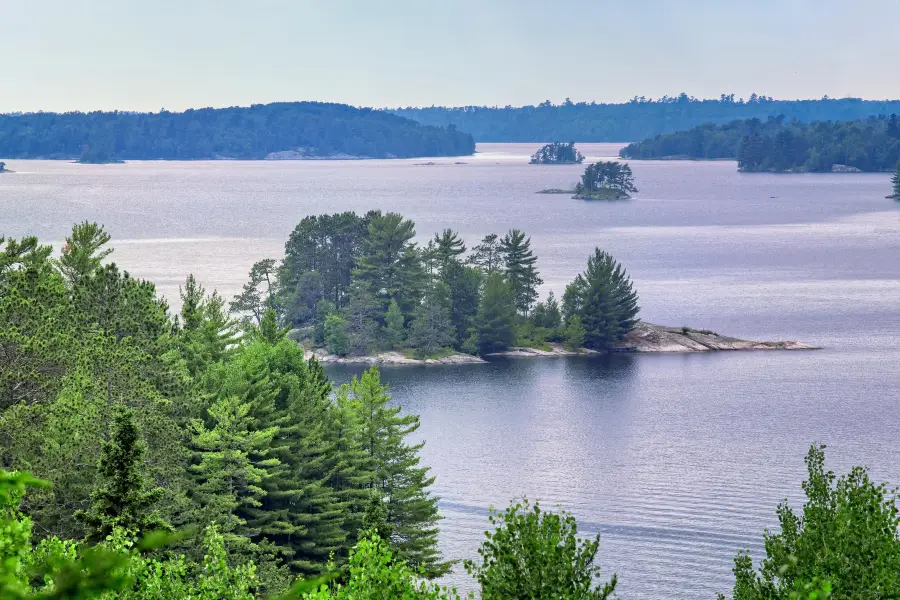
xmin=2 ymin=0 xmax=899 ymax=112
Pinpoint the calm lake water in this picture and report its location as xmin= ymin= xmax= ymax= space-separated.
xmin=2 ymin=144 xmax=899 ymax=598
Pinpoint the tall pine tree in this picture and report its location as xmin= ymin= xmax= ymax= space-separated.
xmin=344 ymin=368 xmax=447 ymax=576
xmin=501 ymin=229 xmax=542 ymax=316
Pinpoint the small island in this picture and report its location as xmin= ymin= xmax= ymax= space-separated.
xmin=231 ymin=210 xmax=811 ymax=367
xmin=0 ymin=161 xmax=8 ymax=173
xmin=539 ymin=160 xmax=637 ymax=200
xmin=888 ymin=161 xmax=900 ymax=200
xmin=530 ymin=142 xmax=584 ymax=164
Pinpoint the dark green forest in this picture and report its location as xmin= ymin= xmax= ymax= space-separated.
xmin=620 ymin=115 xmax=900 ymax=172
xmin=236 ymin=211 xmax=639 ymax=359
xmin=0 ymin=102 xmax=475 ymax=161
xmin=393 ymin=94 xmax=900 ymax=142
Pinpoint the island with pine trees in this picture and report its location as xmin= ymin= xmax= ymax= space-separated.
xmin=231 ymin=210 xmax=814 ymax=365
xmin=538 ymin=160 xmax=638 ymax=200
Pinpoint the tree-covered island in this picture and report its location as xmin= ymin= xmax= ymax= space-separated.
xmin=889 ymin=160 xmax=900 ymax=200
xmin=529 ymin=142 xmax=584 ymax=164
xmin=539 ymin=161 xmax=637 ymax=200
xmin=620 ymin=114 xmax=900 ymax=173
xmin=0 ymin=101 xmax=476 ymax=161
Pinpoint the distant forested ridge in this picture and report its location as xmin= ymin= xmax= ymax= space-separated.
xmin=0 ymin=101 xmax=475 ymax=160
xmin=392 ymin=94 xmax=900 ymax=142
xmin=620 ymin=115 xmax=900 ymax=172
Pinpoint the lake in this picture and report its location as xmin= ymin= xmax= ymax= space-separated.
xmin=2 ymin=144 xmax=899 ymax=598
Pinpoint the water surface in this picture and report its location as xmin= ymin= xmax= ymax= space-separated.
xmin=2 ymin=144 xmax=898 ymax=598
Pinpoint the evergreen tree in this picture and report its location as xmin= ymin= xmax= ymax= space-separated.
xmin=433 ymin=229 xmax=466 ymax=271
xmin=408 ymin=281 xmax=454 ymax=357
xmin=324 ymin=315 xmax=349 ymax=356
xmin=889 ymin=160 xmax=900 ymax=200
xmin=56 ymin=221 xmax=112 ymax=287
xmin=468 ymin=233 xmax=503 ymax=273
xmin=475 ymin=272 xmax=517 ymax=356
xmin=345 ymin=368 xmax=447 ymax=576
xmin=342 ymin=281 xmax=381 ymax=355
xmin=442 ymin=260 xmax=483 ymax=347
xmin=190 ymin=394 xmax=278 ymax=555
xmin=383 ymin=299 xmax=406 ymax=350
xmin=501 ymin=229 xmax=542 ymax=316
xmin=354 ymin=212 xmax=425 ymax=319
xmin=75 ymin=407 xmax=170 ymax=543
xmin=564 ymin=315 xmax=586 ymax=351
xmin=230 ymin=259 xmax=278 ymax=325
xmin=178 ymin=274 xmax=239 ymax=379
xmin=563 ymin=248 xmax=639 ymax=349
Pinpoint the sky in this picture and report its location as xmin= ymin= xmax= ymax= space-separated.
xmin=2 ymin=0 xmax=900 ymax=113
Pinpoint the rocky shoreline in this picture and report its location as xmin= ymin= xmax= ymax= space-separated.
xmin=302 ymin=322 xmax=816 ymax=366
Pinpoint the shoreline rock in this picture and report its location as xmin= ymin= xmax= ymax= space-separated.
xmin=301 ymin=323 xmax=816 ymax=366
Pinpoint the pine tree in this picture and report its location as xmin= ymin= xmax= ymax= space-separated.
xmin=346 ymin=368 xmax=447 ymax=576
xmin=178 ymin=274 xmax=239 ymax=379
xmin=354 ymin=212 xmax=425 ymax=318
xmin=468 ymin=233 xmax=503 ymax=273
xmin=230 ymin=259 xmax=278 ymax=325
xmin=408 ymin=281 xmax=454 ymax=357
xmin=433 ymin=229 xmax=466 ymax=271
xmin=342 ymin=281 xmax=381 ymax=355
xmin=76 ymin=407 xmax=171 ymax=543
xmin=563 ymin=248 xmax=640 ymax=349
xmin=383 ymin=299 xmax=406 ymax=350
xmin=888 ymin=160 xmax=900 ymax=200
xmin=475 ymin=272 xmax=517 ymax=355
xmin=56 ymin=221 xmax=112 ymax=287
xmin=442 ymin=260 xmax=483 ymax=347
xmin=190 ymin=394 xmax=278 ymax=555
xmin=501 ymin=229 xmax=542 ymax=316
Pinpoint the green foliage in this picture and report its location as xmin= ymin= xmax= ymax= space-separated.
xmin=622 ymin=114 xmax=900 ymax=173
xmin=529 ymin=142 xmax=584 ymax=164
xmin=56 ymin=222 xmax=112 ymax=287
xmin=728 ymin=444 xmax=900 ymax=600
xmin=75 ymin=407 xmax=171 ymax=544
xmin=302 ymin=535 xmax=462 ymax=600
xmin=395 ymin=96 xmax=900 ymax=143
xmin=354 ymin=212 xmax=425 ymax=320
xmin=468 ymin=233 xmax=503 ymax=274
xmin=464 ymin=499 xmax=617 ymax=600
xmin=475 ymin=273 xmax=517 ymax=355
xmin=442 ymin=261 xmax=483 ymax=349
xmin=500 ymin=229 xmax=542 ymax=316
xmin=576 ymin=161 xmax=637 ymax=195
xmin=563 ymin=248 xmax=639 ymax=349
xmin=324 ymin=315 xmax=350 ymax=356
xmin=342 ymin=368 xmax=447 ymax=576
xmin=230 ymin=259 xmax=279 ymax=325
xmin=432 ymin=229 xmax=466 ymax=272
xmin=408 ymin=282 xmax=454 ymax=358
xmin=0 ymin=102 xmax=475 ymax=160
xmin=342 ymin=281 xmax=382 ymax=356
xmin=383 ymin=299 xmax=407 ymax=350
xmin=563 ymin=315 xmax=586 ymax=351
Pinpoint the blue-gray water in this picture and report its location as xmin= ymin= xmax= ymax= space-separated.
xmin=2 ymin=144 xmax=899 ymax=598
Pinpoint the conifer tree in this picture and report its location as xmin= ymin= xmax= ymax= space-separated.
xmin=354 ymin=212 xmax=425 ymax=319
xmin=475 ymin=272 xmax=517 ymax=355
xmin=501 ymin=229 xmax=542 ymax=316
xmin=342 ymin=281 xmax=381 ymax=355
xmin=563 ymin=248 xmax=639 ymax=349
xmin=76 ymin=407 xmax=170 ymax=543
xmin=383 ymin=299 xmax=406 ymax=350
xmin=178 ymin=274 xmax=239 ymax=379
xmin=433 ymin=229 xmax=466 ymax=271
xmin=56 ymin=221 xmax=112 ymax=287
xmin=442 ymin=260 xmax=483 ymax=348
xmin=346 ymin=368 xmax=447 ymax=576
xmin=190 ymin=393 xmax=278 ymax=555
xmin=889 ymin=160 xmax=900 ymax=200
xmin=408 ymin=281 xmax=454 ymax=357
xmin=468 ymin=233 xmax=503 ymax=273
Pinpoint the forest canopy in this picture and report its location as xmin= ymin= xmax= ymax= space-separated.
xmin=393 ymin=94 xmax=900 ymax=142
xmin=620 ymin=115 xmax=900 ymax=173
xmin=0 ymin=102 xmax=475 ymax=161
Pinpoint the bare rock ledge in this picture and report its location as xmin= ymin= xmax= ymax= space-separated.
xmin=301 ymin=323 xmax=816 ymax=365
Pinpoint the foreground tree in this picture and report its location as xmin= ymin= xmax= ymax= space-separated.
xmin=563 ymin=248 xmax=639 ymax=349
xmin=344 ymin=368 xmax=447 ymax=577
xmin=726 ymin=444 xmax=900 ymax=600
xmin=500 ymin=229 xmax=542 ymax=316
xmin=465 ymin=499 xmax=617 ymax=600
xmin=56 ymin=221 xmax=113 ymax=287
xmin=75 ymin=408 xmax=171 ymax=544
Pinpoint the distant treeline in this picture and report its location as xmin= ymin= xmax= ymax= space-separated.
xmin=620 ymin=115 xmax=900 ymax=172
xmin=392 ymin=94 xmax=900 ymax=142
xmin=0 ymin=101 xmax=475 ymax=161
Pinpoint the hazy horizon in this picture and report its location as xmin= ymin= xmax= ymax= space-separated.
xmin=3 ymin=0 xmax=900 ymax=113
